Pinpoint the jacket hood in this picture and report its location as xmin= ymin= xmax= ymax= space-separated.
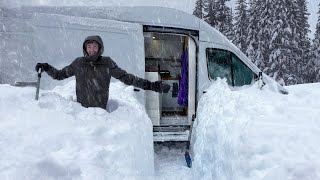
xmin=83 ymin=35 xmax=104 ymax=61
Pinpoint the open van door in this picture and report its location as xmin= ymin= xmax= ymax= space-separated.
xmin=31 ymin=13 xmax=145 ymax=102
xmin=187 ymin=36 xmax=197 ymax=123
xmin=143 ymin=27 xmax=198 ymax=141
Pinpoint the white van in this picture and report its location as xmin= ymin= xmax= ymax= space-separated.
xmin=0 ymin=6 xmax=288 ymax=142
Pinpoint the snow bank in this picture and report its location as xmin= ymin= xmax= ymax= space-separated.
xmin=192 ymin=78 xmax=320 ymax=180
xmin=191 ymin=79 xmax=255 ymax=179
xmin=0 ymin=81 xmax=154 ymax=179
xmin=1 ymin=78 xmax=320 ymax=180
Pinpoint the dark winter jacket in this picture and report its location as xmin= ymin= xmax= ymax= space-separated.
xmin=46 ymin=35 xmax=152 ymax=109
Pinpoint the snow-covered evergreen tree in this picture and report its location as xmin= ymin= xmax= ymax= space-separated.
xmin=295 ymin=0 xmax=312 ymax=83
xmin=246 ymin=0 xmax=262 ymax=67
xmin=267 ymin=0 xmax=288 ymax=84
xmin=203 ymin=0 xmax=233 ymax=40
xmin=234 ymin=0 xmax=249 ymax=52
xmin=204 ymin=0 xmax=218 ymax=27
xmin=193 ymin=0 xmax=204 ymax=19
xmin=254 ymin=0 xmax=273 ymax=74
xmin=246 ymin=0 xmax=305 ymax=85
xmin=215 ymin=0 xmax=233 ymax=38
xmin=268 ymin=0 xmax=302 ymax=85
xmin=309 ymin=3 xmax=320 ymax=82
xmin=225 ymin=8 xmax=235 ymax=41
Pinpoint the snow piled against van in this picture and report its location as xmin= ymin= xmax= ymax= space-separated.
xmin=0 ymin=80 xmax=154 ymax=179
xmin=1 ymin=78 xmax=320 ymax=180
xmin=192 ymin=79 xmax=320 ymax=180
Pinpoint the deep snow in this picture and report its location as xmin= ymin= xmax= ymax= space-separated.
xmin=0 ymin=81 xmax=155 ymax=179
xmin=191 ymin=80 xmax=320 ymax=180
xmin=1 ymin=78 xmax=320 ymax=179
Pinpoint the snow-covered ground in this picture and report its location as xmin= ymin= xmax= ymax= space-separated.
xmin=191 ymin=79 xmax=320 ymax=180
xmin=0 ymin=81 xmax=155 ymax=179
xmin=1 ymin=79 xmax=320 ymax=179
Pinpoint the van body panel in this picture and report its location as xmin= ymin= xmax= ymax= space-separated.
xmin=197 ymin=41 xmax=213 ymax=100
xmin=1 ymin=9 xmax=146 ymax=102
xmin=33 ymin=13 xmax=145 ymax=79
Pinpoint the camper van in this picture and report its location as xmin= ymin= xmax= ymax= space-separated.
xmin=0 ymin=6 xmax=288 ymax=142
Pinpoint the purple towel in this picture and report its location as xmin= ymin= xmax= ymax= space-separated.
xmin=178 ymin=50 xmax=188 ymax=107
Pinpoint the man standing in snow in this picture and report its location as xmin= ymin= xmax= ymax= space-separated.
xmin=35 ymin=35 xmax=170 ymax=109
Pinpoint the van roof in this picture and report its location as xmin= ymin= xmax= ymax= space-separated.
xmin=5 ymin=6 xmax=201 ymax=30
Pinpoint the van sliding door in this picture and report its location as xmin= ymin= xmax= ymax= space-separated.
xmin=188 ymin=37 xmax=196 ymax=123
xmin=32 ymin=13 xmax=145 ymax=103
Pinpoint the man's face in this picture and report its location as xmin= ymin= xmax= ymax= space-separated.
xmin=86 ymin=41 xmax=99 ymax=56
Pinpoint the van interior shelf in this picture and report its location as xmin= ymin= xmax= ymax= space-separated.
xmin=162 ymin=77 xmax=179 ymax=80
xmin=146 ymin=57 xmax=181 ymax=62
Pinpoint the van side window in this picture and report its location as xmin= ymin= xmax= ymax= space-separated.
xmin=206 ymin=48 xmax=255 ymax=86
xmin=232 ymin=54 xmax=255 ymax=86
xmin=206 ymin=49 xmax=233 ymax=85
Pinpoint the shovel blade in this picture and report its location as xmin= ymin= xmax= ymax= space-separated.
xmin=185 ymin=151 xmax=192 ymax=168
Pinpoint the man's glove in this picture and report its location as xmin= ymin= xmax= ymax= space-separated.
xmin=35 ymin=63 xmax=50 ymax=72
xmin=151 ymin=81 xmax=171 ymax=93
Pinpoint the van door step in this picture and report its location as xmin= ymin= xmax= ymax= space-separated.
xmin=153 ymin=126 xmax=190 ymax=142
xmin=160 ymin=116 xmax=189 ymax=126
xmin=153 ymin=131 xmax=190 ymax=142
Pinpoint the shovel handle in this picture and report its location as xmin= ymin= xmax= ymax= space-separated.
xmin=35 ymin=68 xmax=42 ymax=100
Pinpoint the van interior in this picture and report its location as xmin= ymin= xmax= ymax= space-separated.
xmin=144 ymin=31 xmax=195 ymax=141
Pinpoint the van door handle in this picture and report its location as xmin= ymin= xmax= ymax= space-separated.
xmin=134 ymin=88 xmax=140 ymax=92
xmin=203 ymin=91 xmax=207 ymax=94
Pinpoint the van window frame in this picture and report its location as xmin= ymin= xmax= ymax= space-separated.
xmin=206 ymin=48 xmax=256 ymax=86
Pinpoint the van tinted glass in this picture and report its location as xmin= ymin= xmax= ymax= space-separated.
xmin=206 ymin=48 xmax=255 ymax=86
xmin=232 ymin=54 xmax=254 ymax=86
xmin=206 ymin=49 xmax=233 ymax=84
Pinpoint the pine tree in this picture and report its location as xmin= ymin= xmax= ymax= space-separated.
xmin=246 ymin=0 xmax=262 ymax=67
xmin=193 ymin=0 xmax=204 ymax=19
xmin=295 ymin=0 xmax=312 ymax=83
xmin=204 ymin=0 xmax=218 ymax=27
xmin=203 ymin=0 xmax=233 ymax=40
xmin=287 ymin=0 xmax=302 ymax=84
xmin=225 ymin=8 xmax=235 ymax=41
xmin=215 ymin=0 xmax=232 ymax=37
xmin=309 ymin=3 xmax=320 ymax=82
xmin=268 ymin=0 xmax=302 ymax=85
xmin=267 ymin=0 xmax=288 ymax=85
xmin=255 ymin=0 xmax=273 ymax=74
xmin=234 ymin=0 xmax=249 ymax=52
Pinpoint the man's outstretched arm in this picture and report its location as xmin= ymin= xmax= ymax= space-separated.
xmin=35 ymin=62 xmax=75 ymax=80
xmin=109 ymin=62 xmax=170 ymax=93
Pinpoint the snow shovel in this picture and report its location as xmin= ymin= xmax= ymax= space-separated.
xmin=185 ymin=114 xmax=196 ymax=168
xmin=35 ymin=68 xmax=42 ymax=100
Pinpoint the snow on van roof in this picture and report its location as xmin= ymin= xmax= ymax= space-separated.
xmin=6 ymin=6 xmax=201 ymax=30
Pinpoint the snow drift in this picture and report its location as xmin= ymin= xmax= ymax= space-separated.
xmin=192 ymin=79 xmax=320 ymax=180
xmin=0 ymin=81 xmax=154 ymax=179
xmin=1 ymin=78 xmax=320 ymax=180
